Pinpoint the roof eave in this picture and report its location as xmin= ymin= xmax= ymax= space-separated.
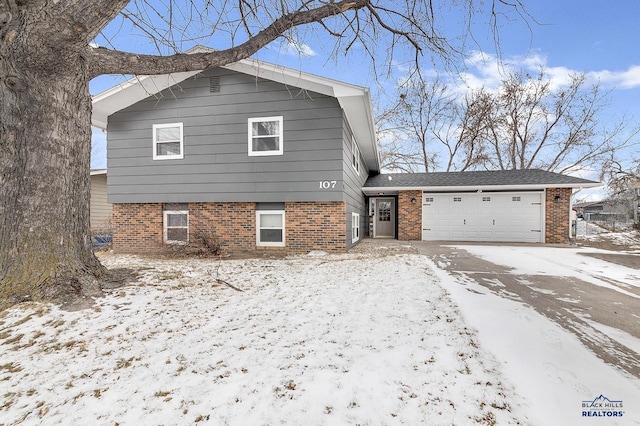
xmin=363 ymin=182 xmax=602 ymax=195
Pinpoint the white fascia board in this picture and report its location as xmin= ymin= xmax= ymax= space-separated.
xmin=225 ymin=59 xmax=365 ymax=98
xmin=90 ymin=169 xmax=107 ymax=176
xmin=91 ymin=71 xmax=202 ymax=130
xmin=337 ymin=94 xmax=379 ymax=173
xmin=362 ymin=182 xmax=602 ymax=195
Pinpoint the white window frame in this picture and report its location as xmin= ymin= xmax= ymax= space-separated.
xmin=248 ymin=116 xmax=284 ymax=156
xmin=352 ymin=212 xmax=360 ymax=243
xmin=153 ymin=123 xmax=184 ymax=160
xmin=163 ymin=210 xmax=188 ymax=244
xmin=256 ymin=210 xmax=286 ymax=247
xmin=352 ymin=135 xmax=360 ymax=175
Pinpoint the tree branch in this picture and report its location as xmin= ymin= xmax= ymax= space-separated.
xmin=88 ymin=0 xmax=368 ymax=77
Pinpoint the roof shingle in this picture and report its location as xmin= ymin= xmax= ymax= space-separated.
xmin=364 ymin=169 xmax=599 ymax=188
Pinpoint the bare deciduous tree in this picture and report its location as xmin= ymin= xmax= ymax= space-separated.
xmin=380 ymin=67 xmax=637 ymax=175
xmin=481 ymin=69 xmax=622 ymax=173
xmin=379 ymin=75 xmax=492 ymax=172
xmin=602 ymin=158 xmax=640 ymax=193
xmin=0 ymin=0 xmax=529 ymax=306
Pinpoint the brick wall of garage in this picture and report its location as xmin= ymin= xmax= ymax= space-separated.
xmin=398 ymin=190 xmax=422 ymax=240
xmin=545 ymin=188 xmax=572 ymax=244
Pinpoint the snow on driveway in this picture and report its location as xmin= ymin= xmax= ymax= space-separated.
xmin=0 ymin=250 xmax=527 ymax=425
xmin=427 ymin=244 xmax=640 ymax=426
xmin=451 ymin=245 xmax=640 ymax=298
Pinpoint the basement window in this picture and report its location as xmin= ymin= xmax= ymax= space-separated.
xmin=352 ymin=212 xmax=360 ymax=243
xmin=256 ymin=210 xmax=285 ymax=247
xmin=163 ymin=209 xmax=188 ymax=244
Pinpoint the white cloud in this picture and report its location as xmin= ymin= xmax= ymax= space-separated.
xmin=455 ymin=51 xmax=640 ymax=92
xmin=590 ymin=65 xmax=640 ymax=89
xmin=281 ymin=39 xmax=317 ymax=57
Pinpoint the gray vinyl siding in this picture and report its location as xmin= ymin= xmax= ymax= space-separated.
xmin=90 ymin=174 xmax=112 ymax=229
xmin=107 ymin=68 xmax=346 ymax=204
xmin=342 ymin=118 xmax=369 ymax=250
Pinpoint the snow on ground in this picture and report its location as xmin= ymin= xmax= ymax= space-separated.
xmin=577 ymin=222 xmax=640 ymax=251
xmin=428 ymin=244 xmax=640 ymax=426
xmin=0 ymin=251 xmax=527 ymax=425
xmin=448 ymin=244 xmax=640 ymax=299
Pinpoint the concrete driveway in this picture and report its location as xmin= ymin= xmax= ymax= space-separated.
xmin=413 ymin=242 xmax=640 ymax=379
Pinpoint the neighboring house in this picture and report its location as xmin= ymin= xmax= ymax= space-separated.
xmin=573 ymin=201 xmax=605 ymax=219
xmin=92 ymin=59 xmax=600 ymax=254
xmin=575 ymin=197 xmax=637 ymax=229
xmin=90 ymin=169 xmax=112 ymax=231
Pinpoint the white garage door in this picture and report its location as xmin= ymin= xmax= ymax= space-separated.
xmin=422 ymin=192 xmax=544 ymax=243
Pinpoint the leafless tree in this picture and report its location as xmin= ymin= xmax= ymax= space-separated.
xmin=381 ymin=67 xmax=638 ymax=175
xmin=379 ymin=75 xmax=491 ymax=172
xmin=601 ymin=157 xmax=640 ymax=226
xmin=602 ymin=157 xmax=640 ymax=194
xmin=480 ymin=69 xmax=634 ymax=173
xmin=0 ymin=0 xmax=530 ymax=306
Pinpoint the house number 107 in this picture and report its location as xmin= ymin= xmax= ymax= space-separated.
xmin=319 ymin=180 xmax=337 ymax=189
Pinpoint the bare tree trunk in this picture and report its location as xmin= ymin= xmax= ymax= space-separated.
xmin=0 ymin=48 xmax=104 ymax=306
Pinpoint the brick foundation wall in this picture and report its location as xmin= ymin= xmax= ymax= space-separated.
xmin=190 ymin=202 xmax=255 ymax=251
xmin=398 ymin=190 xmax=422 ymax=241
xmin=112 ymin=201 xmax=347 ymax=254
xmin=112 ymin=203 xmax=164 ymax=252
xmin=545 ymin=188 xmax=572 ymax=244
xmin=286 ymin=202 xmax=346 ymax=253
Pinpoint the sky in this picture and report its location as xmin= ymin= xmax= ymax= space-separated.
xmin=90 ymin=0 xmax=640 ymax=194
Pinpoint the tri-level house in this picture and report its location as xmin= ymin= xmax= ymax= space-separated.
xmin=92 ymin=59 xmax=600 ymax=254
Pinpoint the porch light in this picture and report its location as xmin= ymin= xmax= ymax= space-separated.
xmin=411 ymin=198 xmax=417 ymax=204
xmin=554 ymin=195 xmax=562 ymax=203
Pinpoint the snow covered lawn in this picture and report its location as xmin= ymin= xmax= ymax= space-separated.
xmin=0 ymin=250 xmax=526 ymax=425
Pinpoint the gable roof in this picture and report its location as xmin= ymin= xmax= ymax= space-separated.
xmin=91 ymin=57 xmax=379 ymax=172
xmin=364 ymin=169 xmax=600 ymax=194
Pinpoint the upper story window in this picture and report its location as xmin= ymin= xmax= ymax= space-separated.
xmin=352 ymin=135 xmax=360 ymax=175
xmin=153 ymin=123 xmax=184 ymax=160
xmin=248 ymin=116 xmax=283 ymax=156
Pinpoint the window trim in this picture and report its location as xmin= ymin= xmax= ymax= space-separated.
xmin=248 ymin=116 xmax=284 ymax=156
xmin=352 ymin=212 xmax=360 ymax=243
xmin=352 ymin=135 xmax=361 ymax=175
xmin=256 ymin=210 xmax=286 ymax=247
xmin=153 ymin=122 xmax=184 ymax=160
xmin=163 ymin=210 xmax=188 ymax=245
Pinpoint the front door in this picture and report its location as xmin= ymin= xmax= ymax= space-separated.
xmin=375 ymin=198 xmax=395 ymax=238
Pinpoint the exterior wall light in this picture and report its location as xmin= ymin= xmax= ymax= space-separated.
xmin=411 ymin=198 xmax=417 ymax=204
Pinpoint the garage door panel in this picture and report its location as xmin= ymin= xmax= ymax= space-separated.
xmin=422 ymin=192 xmax=543 ymax=243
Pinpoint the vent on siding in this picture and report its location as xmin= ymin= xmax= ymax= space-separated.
xmin=209 ymin=76 xmax=221 ymax=93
